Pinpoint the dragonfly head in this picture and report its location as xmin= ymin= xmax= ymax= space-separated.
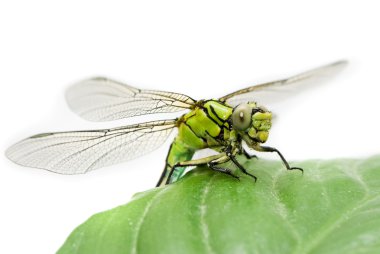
xmin=231 ymin=102 xmax=272 ymax=144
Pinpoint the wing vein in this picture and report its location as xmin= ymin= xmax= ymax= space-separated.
xmin=66 ymin=78 xmax=195 ymax=121
xmin=219 ymin=60 xmax=347 ymax=107
xmin=6 ymin=120 xmax=177 ymax=174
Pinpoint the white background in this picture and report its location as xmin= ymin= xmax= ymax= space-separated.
xmin=1 ymin=1 xmax=380 ymax=253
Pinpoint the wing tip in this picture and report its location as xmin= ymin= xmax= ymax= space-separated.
xmin=324 ymin=59 xmax=349 ymax=77
xmin=306 ymin=59 xmax=349 ymax=78
xmin=5 ymin=143 xmax=89 ymax=175
xmin=5 ymin=140 xmax=24 ymax=161
xmin=331 ymin=59 xmax=349 ymax=68
xmin=4 ymin=143 xmax=29 ymax=170
xmin=5 ymin=146 xmax=14 ymax=162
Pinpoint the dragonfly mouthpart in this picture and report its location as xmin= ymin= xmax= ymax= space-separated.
xmin=247 ymin=111 xmax=272 ymax=143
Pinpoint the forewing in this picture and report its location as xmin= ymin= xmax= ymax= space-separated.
xmin=6 ymin=120 xmax=176 ymax=174
xmin=66 ymin=77 xmax=195 ymax=121
xmin=220 ymin=60 xmax=348 ymax=107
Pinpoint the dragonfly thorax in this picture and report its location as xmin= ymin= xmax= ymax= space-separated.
xmin=231 ymin=102 xmax=272 ymax=144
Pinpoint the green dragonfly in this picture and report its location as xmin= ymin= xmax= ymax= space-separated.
xmin=6 ymin=61 xmax=347 ymax=187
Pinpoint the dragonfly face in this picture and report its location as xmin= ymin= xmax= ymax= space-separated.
xmin=231 ymin=102 xmax=272 ymax=145
xmin=5 ymin=60 xmax=347 ymax=186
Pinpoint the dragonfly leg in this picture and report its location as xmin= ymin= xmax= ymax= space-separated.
xmin=208 ymin=158 xmax=240 ymax=180
xmin=156 ymin=163 xmax=171 ymax=187
xmin=165 ymin=153 xmax=226 ymax=185
xmin=254 ymin=145 xmax=303 ymax=173
xmin=229 ymin=155 xmax=257 ymax=182
xmin=242 ymin=149 xmax=258 ymax=160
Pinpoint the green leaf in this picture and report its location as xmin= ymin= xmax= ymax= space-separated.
xmin=57 ymin=155 xmax=380 ymax=254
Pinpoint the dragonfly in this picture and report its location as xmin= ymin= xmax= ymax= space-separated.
xmin=6 ymin=60 xmax=347 ymax=187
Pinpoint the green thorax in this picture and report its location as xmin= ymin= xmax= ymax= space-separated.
xmin=176 ymin=100 xmax=234 ymax=150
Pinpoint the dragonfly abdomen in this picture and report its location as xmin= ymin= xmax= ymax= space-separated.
xmin=157 ymin=138 xmax=196 ymax=186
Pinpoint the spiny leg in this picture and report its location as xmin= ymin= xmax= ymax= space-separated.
xmin=165 ymin=153 xmax=226 ymax=185
xmin=254 ymin=145 xmax=303 ymax=173
xmin=229 ymin=155 xmax=257 ymax=182
xmin=243 ymin=149 xmax=258 ymax=160
xmin=208 ymin=155 xmax=240 ymax=180
xmin=208 ymin=163 xmax=240 ymax=180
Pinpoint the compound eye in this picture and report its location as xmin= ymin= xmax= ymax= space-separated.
xmin=232 ymin=104 xmax=252 ymax=131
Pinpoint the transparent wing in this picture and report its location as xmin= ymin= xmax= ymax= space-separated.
xmin=66 ymin=77 xmax=196 ymax=121
xmin=6 ymin=120 xmax=176 ymax=174
xmin=220 ymin=60 xmax=348 ymax=107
